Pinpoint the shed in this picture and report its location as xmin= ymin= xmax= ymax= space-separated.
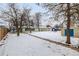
xmin=61 ymin=20 xmax=79 ymax=38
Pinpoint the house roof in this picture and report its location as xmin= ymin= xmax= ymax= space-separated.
xmin=48 ymin=20 xmax=64 ymax=28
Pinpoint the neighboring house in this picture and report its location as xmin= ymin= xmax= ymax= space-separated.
xmin=47 ymin=20 xmax=64 ymax=31
xmin=0 ymin=19 xmax=9 ymax=41
xmin=61 ymin=20 xmax=79 ymax=38
xmin=38 ymin=25 xmax=50 ymax=31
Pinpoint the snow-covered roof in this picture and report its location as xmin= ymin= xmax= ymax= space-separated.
xmin=0 ymin=19 xmax=9 ymax=28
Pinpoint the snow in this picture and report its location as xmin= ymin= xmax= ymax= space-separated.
xmin=0 ymin=33 xmax=79 ymax=56
xmin=31 ymin=31 xmax=66 ymax=43
xmin=31 ymin=31 xmax=79 ymax=47
xmin=0 ymin=40 xmax=5 ymax=55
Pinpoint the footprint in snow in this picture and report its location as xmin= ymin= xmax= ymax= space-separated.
xmin=47 ymin=46 xmax=51 ymax=48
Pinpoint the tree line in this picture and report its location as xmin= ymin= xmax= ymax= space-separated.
xmin=0 ymin=3 xmax=41 ymax=36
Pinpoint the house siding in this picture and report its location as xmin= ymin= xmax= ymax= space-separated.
xmin=61 ymin=27 xmax=79 ymax=38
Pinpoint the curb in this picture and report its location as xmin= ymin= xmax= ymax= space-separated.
xmin=28 ymin=34 xmax=79 ymax=52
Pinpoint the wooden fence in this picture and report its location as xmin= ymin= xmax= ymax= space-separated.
xmin=0 ymin=27 xmax=8 ymax=41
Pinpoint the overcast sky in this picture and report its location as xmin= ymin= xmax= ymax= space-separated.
xmin=0 ymin=3 xmax=50 ymax=25
xmin=0 ymin=3 xmax=46 ymax=13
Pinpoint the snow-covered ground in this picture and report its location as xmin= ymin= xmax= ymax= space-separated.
xmin=0 ymin=40 xmax=5 ymax=55
xmin=0 ymin=33 xmax=79 ymax=56
xmin=31 ymin=31 xmax=79 ymax=47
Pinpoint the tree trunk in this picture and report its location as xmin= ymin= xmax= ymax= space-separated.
xmin=66 ymin=3 xmax=71 ymax=44
xmin=38 ymin=27 xmax=40 ymax=31
xmin=28 ymin=20 xmax=31 ymax=33
xmin=20 ymin=28 xmax=22 ymax=33
xmin=16 ymin=19 xmax=20 ymax=36
xmin=16 ymin=27 xmax=20 ymax=36
xmin=30 ymin=29 xmax=31 ymax=33
xmin=37 ymin=19 xmax=40 ymax=31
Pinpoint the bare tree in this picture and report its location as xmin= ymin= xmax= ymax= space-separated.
xmin=1 ymin=3 xmax=24 ymax=36
xmin=22 ymin=8 xmax=32 ymax=33
xmin=38 ymin=3 xmax=79 ymax=44
xmin=35 ymin=12 xmax=41 ymax=31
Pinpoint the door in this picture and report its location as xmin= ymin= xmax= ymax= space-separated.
xmin=65 ymin=29 xmax=74 ymax=37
